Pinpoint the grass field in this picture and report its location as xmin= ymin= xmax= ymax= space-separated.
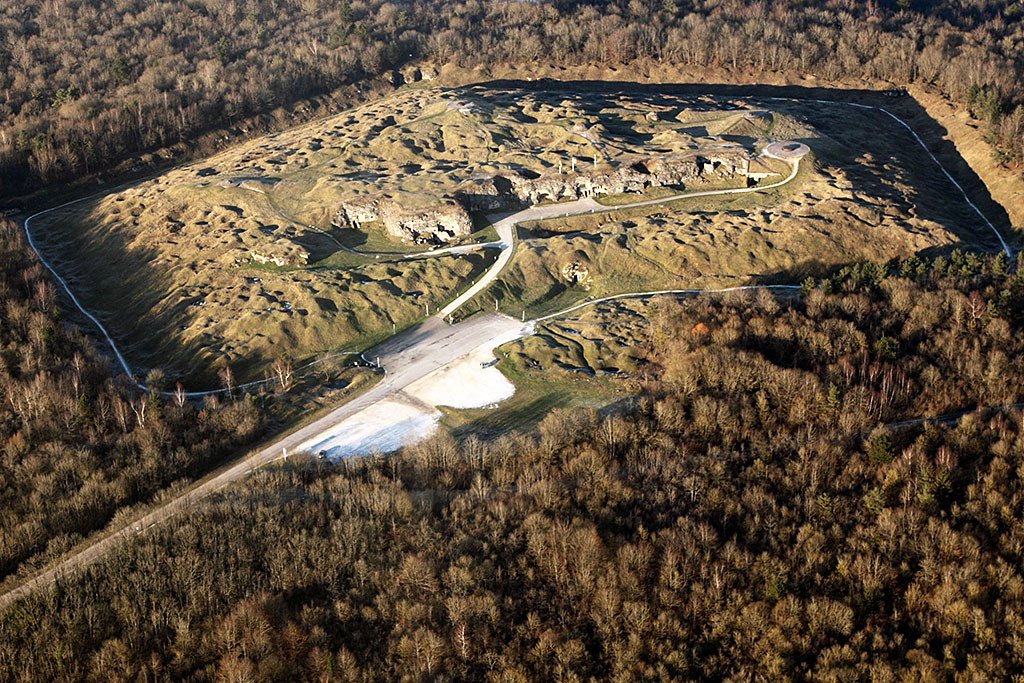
xmin=454 ymin=95 xmax=991 ymax=322
xmin=31 ymin=84 xmax=988 ymax=387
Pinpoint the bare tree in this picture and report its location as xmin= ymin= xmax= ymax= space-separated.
xmin=218 ymin=366 xmax=235 ymax=402
xmin=129 ymin=396 xmax=148 ymax=428
xmin=112 ymin=396 xmax=132 ymax=433
xmin=272 ymin=358 xmax=295 ymax=393
xmin=174 ymin=383 xmax=187 ymax=411
xmin=70 ymin=352 xmax=85 ymax=398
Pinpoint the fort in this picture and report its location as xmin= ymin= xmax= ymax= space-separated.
xmin=332 ymin=150 xmax=777 ymax=244
xmin=331 ymin=196 xmax=473 ymax=244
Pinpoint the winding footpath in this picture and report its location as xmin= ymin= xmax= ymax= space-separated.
xmin=1 ymin=94 xmax=1014 ymax=611
xmin=442 ymin=151 xmax=800 ymax=317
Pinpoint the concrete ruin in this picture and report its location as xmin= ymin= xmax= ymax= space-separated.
xmin=395 ymin=64 xmax=437 ymax=86
xmin=379 ymin=199 xmax=472 ymax=243
xmin=332 ymin=197 xmax=473 ymax=244
xmin=454 ymin=175 xmax=522 ymax=212
xmin=511 ymin=159 xmax=684 ymax=204
xmin=332 ymin=196 xmax=380 ymax=226
xmin=332 ymin=149 xmax=778 ymax=244
xmin=250 ymin=239 xmax=310 ymax=267
xmin=561 ymin=261 xmax=593 ymax=289
xmin=456 ymin=151 xmax=765 ymax=210
xmin=742 ymin=156 xmax=781 ymax=181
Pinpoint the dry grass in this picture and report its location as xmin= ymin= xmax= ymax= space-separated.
xmin=460 ymin=97 xmax=995 ymax=322
xmin=32 ymin=84 xmax=989 ymax=385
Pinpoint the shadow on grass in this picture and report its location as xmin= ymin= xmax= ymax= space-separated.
xmin=33 ymin=194 xmax=500 ymax=389
xmin=449 ymin=390 xmax=570 ymax=440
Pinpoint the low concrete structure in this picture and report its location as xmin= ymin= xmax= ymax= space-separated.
xmin=740 ymin=156 xmax=782 ymax=183
xmin=454 ymin=176 xmax=522 ymax=212
xmin=332 ymin=196 xmax=473 ymax=244
xmin=379 ymin=199 xmax=472 ymax=243
xmin=765 ymin=140 xmax=811 ymax=159
xmin=335 ymin=145 xmax=782 ymax=245
xmin=455 ymin=154 xmax=725 ymax=207
xmin=250 ymin=239 xmax=310 ymax=267
xmin=332 ymin=196 xmax=380 ymax=226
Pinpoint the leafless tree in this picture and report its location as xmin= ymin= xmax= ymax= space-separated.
xmin=272 ymin=358 xmax=295 ymax=393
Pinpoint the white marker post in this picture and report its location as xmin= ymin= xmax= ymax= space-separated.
xmin=571 ymin=156 xmax=576 ymax=172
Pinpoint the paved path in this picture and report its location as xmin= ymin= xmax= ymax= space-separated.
xmin=0 ymin=312 xmax=526 ymax=611
xmin=441 ymin=153 xmax=799 ymax=318
xmin=767 ymin=97 xmax=1012 ymax=259
xmin=534 ymin=284 xmax=803 ymax=323
xmin=0 ymin=151 xmax=804 ymax=609
xmin=1 ymin=154 xmax=802 ymax=609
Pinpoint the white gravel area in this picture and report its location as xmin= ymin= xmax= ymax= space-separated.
xmin=405 ymin=346 xmax=515 ymax=409
xmin=297 ymin=332 xmax=523 ymax=460
xmin=296 ymin=396 xmax=441 ymax=459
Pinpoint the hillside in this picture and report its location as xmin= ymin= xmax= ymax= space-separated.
xmin=2 ymin=0 xmax=1023 ymax=196
xmin=0 ymin=215 xmax=264 ymax=588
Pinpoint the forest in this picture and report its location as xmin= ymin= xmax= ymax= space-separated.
xmin=0 ymin=215 xmax=263 ymax=588
xmin=4 ymin=250 xmax=1024 ymax=679
xmin=0 ymin=0 xmax=1023 ymax=192
xmin=3 ymin=0 xmax=1024 ymax=676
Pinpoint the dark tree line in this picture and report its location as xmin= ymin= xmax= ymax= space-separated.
xmin=0 ymin=0 xmax=432 ymax=190
xmin=4 ymin=252 xmax=1024 ymax=679
xmin=1 ymin=0 xmax=1023 ymax=193
xmin=0 ymin=215 xmax=263 ymax=585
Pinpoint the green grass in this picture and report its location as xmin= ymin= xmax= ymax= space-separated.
xmin=468 ymin=215 xmax=500 ymax=243
xmin=535 ymin=195 xmax=585 ymax=207
xmin=471 ymin=225 xmax=500 ymax=244
xmin=335 ymin=220 xmax=501 ymax=256
xmin=335 ymin=222 xmax=429 ymax=254
xmin=310 ymin=249 xmax=384 ymax=269
xmin=232 ymin=248 xmax=500 ymax=381
xmin=240 ymin=248 xmax=377 ymax=272
xmin=595 ymin=184 xmax=687 ymax=206
xmin=451 ymin=154 xmax=817 ymax=323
